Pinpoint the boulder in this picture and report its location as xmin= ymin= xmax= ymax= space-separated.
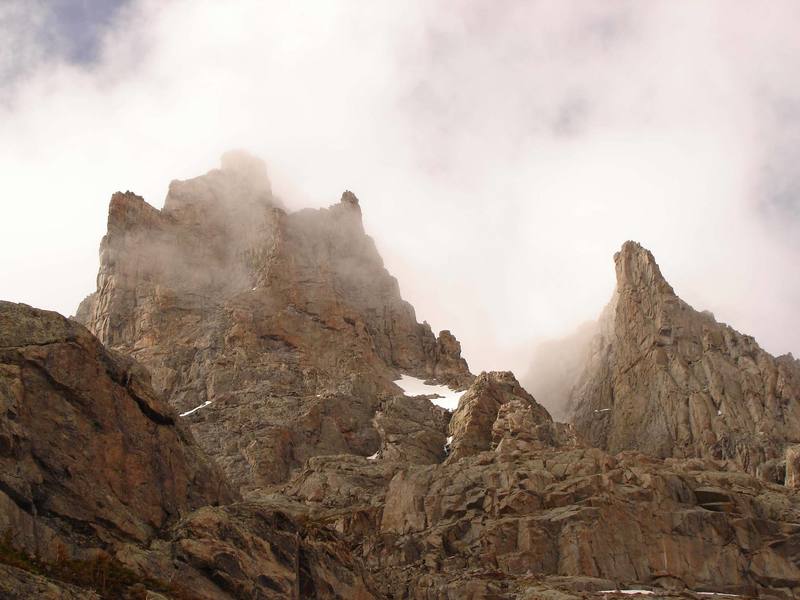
xmin=447 ymin=371 xmax=556 ymax=462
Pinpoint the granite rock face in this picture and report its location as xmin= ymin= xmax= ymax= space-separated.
xmin=374 ymin=395 xmax=451 ymax=464
xmin=7 ymin=154 xmax=800 ymax=598
xmin=0 ymin=300 xmax=233 ymax=561
xmin=567 ymin=241 xmax=800 ymax=480
xmin=273 ymin=369 xmax=800 ymax=599
xmin=446 ymin=371 xmax=560 ymax=462
xmin=0 ymin=301 xmax=378 ymax=599
xmin=77 ymin=154 xmax=472 ymax=490
xmin=149 ymin=503 xmax=377 ymax=600
xmin=0 ymin=565 xmax=101 ymax=600
xmin=282 ymin=415 xmax=800 ymax=598
xmin=374 ymin=449 xmax=800 ymax=598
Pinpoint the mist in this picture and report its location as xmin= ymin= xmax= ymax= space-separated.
xmin=1 ymin=1 xmax=799 ymax=380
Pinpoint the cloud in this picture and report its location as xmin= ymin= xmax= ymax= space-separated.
xmin=0 ymin=1 xmax=51 ymax=84
xmin=1 ymin=0 xmax=799 ymax=377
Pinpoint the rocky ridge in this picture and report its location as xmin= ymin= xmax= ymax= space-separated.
xmin=76 ymin=153 xmax=473 ymax=490
xmin=2 ymin=157 xmax=800 ymax=598
xmin=567 ymin=241 xmax=800 ymax=481
xmin=0 ymin=300 xmax=377 ymax=599
xmin=277 ymin=371 xmax=800 ymax=599
xmin=0 ymin=301 xmax=233 ymax=560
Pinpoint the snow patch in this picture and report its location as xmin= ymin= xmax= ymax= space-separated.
xmin=594 ymin=408 xmax=611 ymax=413
xmin=180 ymin=400 xmax=212 ymax=417
xmin=367 ymin=451 xmax=379 ymax=460
xmin=394 ymin=374 xmax=464 ymax=410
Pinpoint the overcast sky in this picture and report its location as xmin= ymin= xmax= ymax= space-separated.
xmin=1 ymin=1 xmax=799 ymax=375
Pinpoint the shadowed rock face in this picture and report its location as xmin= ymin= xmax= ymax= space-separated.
xmin=155 ymin=503 xmax=377 ymax=600
xmin=76 ymin=155 xmax=472 ymax=489
xmin=0 ymin=565 xmax=101 ymax=600
xmin=0 ymin=301 xmax=378 ymax=599
xmin=0 ymin=300 xmax=234 ymax=561
xmin=567 ymin=241 xmax=800 ymax=480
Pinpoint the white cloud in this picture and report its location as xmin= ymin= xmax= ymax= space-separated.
xmin=1 ymin=0 xmax=799 ymax=376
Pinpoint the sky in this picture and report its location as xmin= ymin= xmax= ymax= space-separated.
xmin=1 ymin=0 xmax=799 ymax=376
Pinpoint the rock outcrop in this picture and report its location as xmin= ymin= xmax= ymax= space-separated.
xmin=374 ymin=395 xmax=450 ymax=464
xmin=372 ymin=448 xmax=800 ymax=598
xmin=282 ymin=425 xmax=800 ymax=598
xmin=276 ymin=370 xmax=800 ymax=599
xmin=446 ymin=371 xmax=560 ymax=462
xmin=0 ymin=301 xmax=233 ymax=561
xmin=0 ymin=301 xmax=377 ymax=599
xmin=150 ymin=503 xmax=376 ymax=599
xmin=76 ymin=154 xmax=473 ymax=490
xmin=7 ymin=155 xmax=800 ymax=598
xmin=0 ymin=565 xmax=101 ymax=600
xmin=567 ymin=241 xmax=800 ymax=480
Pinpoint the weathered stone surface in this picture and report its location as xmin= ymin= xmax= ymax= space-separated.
xmin=0 ymin=564 xmax=101 ymax=600
xmin=274 ymin=371 xmax=800 ymax=598
xmin=156 ymin=503 xmax=377 ymax=600
xmin=284 ymin=442 xmax=800 ymax=599
xmin=77 ymin=155 xmax=473 ymax=490
xmin=0 ymin=300 xmax=378 ymax=599
xmin=786 ymin=445 xmax=800 ymax=489
xmin=374 ymin=395 xmax=450 ymax=464
xmin=429 ymin=329 xmax=473 ymax=389
xmin=23 ymin=156 xmax=798 ymax=600
xmin=0 ymin=301 xmax=234 ymax=562
xmin=447 ymin=371 xmax=557 ymax=462
xmin=567 ymin=241 xmax=800 ymax=479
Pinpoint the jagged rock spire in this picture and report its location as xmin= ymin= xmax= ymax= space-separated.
xmin=568 ymin=241 xmax=800 ymax=481
xmin=614 ymin=240 xmax=675 ymax=294
xmin=76 ymin=154 xmax=473 ymax=489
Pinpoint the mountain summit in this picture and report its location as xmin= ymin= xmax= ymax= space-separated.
xmin=568 ymin=241 xmax=800 ymax=480
xmin=2 ymin=161 xmax=800 ymax=598
xmin=76 ymin=153 xmax=473 ymax=489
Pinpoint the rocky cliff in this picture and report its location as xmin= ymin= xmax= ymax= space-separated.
xmin=567 ymin=241 xmax=800 ymax=481
xmin=76 ymin=153 xmax=473 ymax=490
xmin=4 ymin=157 xmax=800 ymax=598
xmin=280 ymin=370 xmax=800 ymax=599
xmin=0 ymin=301 xmax=233 ymax=560
xmin=0 ymin=301 xmax=378 ymax=599
xmin=4 ymin=306 xmax=799 ymax=598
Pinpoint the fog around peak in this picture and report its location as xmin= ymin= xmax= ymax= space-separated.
xmin=219 ymin=150 xmax=271 ymax=193
xmin=1 ymin=1 xmax=799 ymax=378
